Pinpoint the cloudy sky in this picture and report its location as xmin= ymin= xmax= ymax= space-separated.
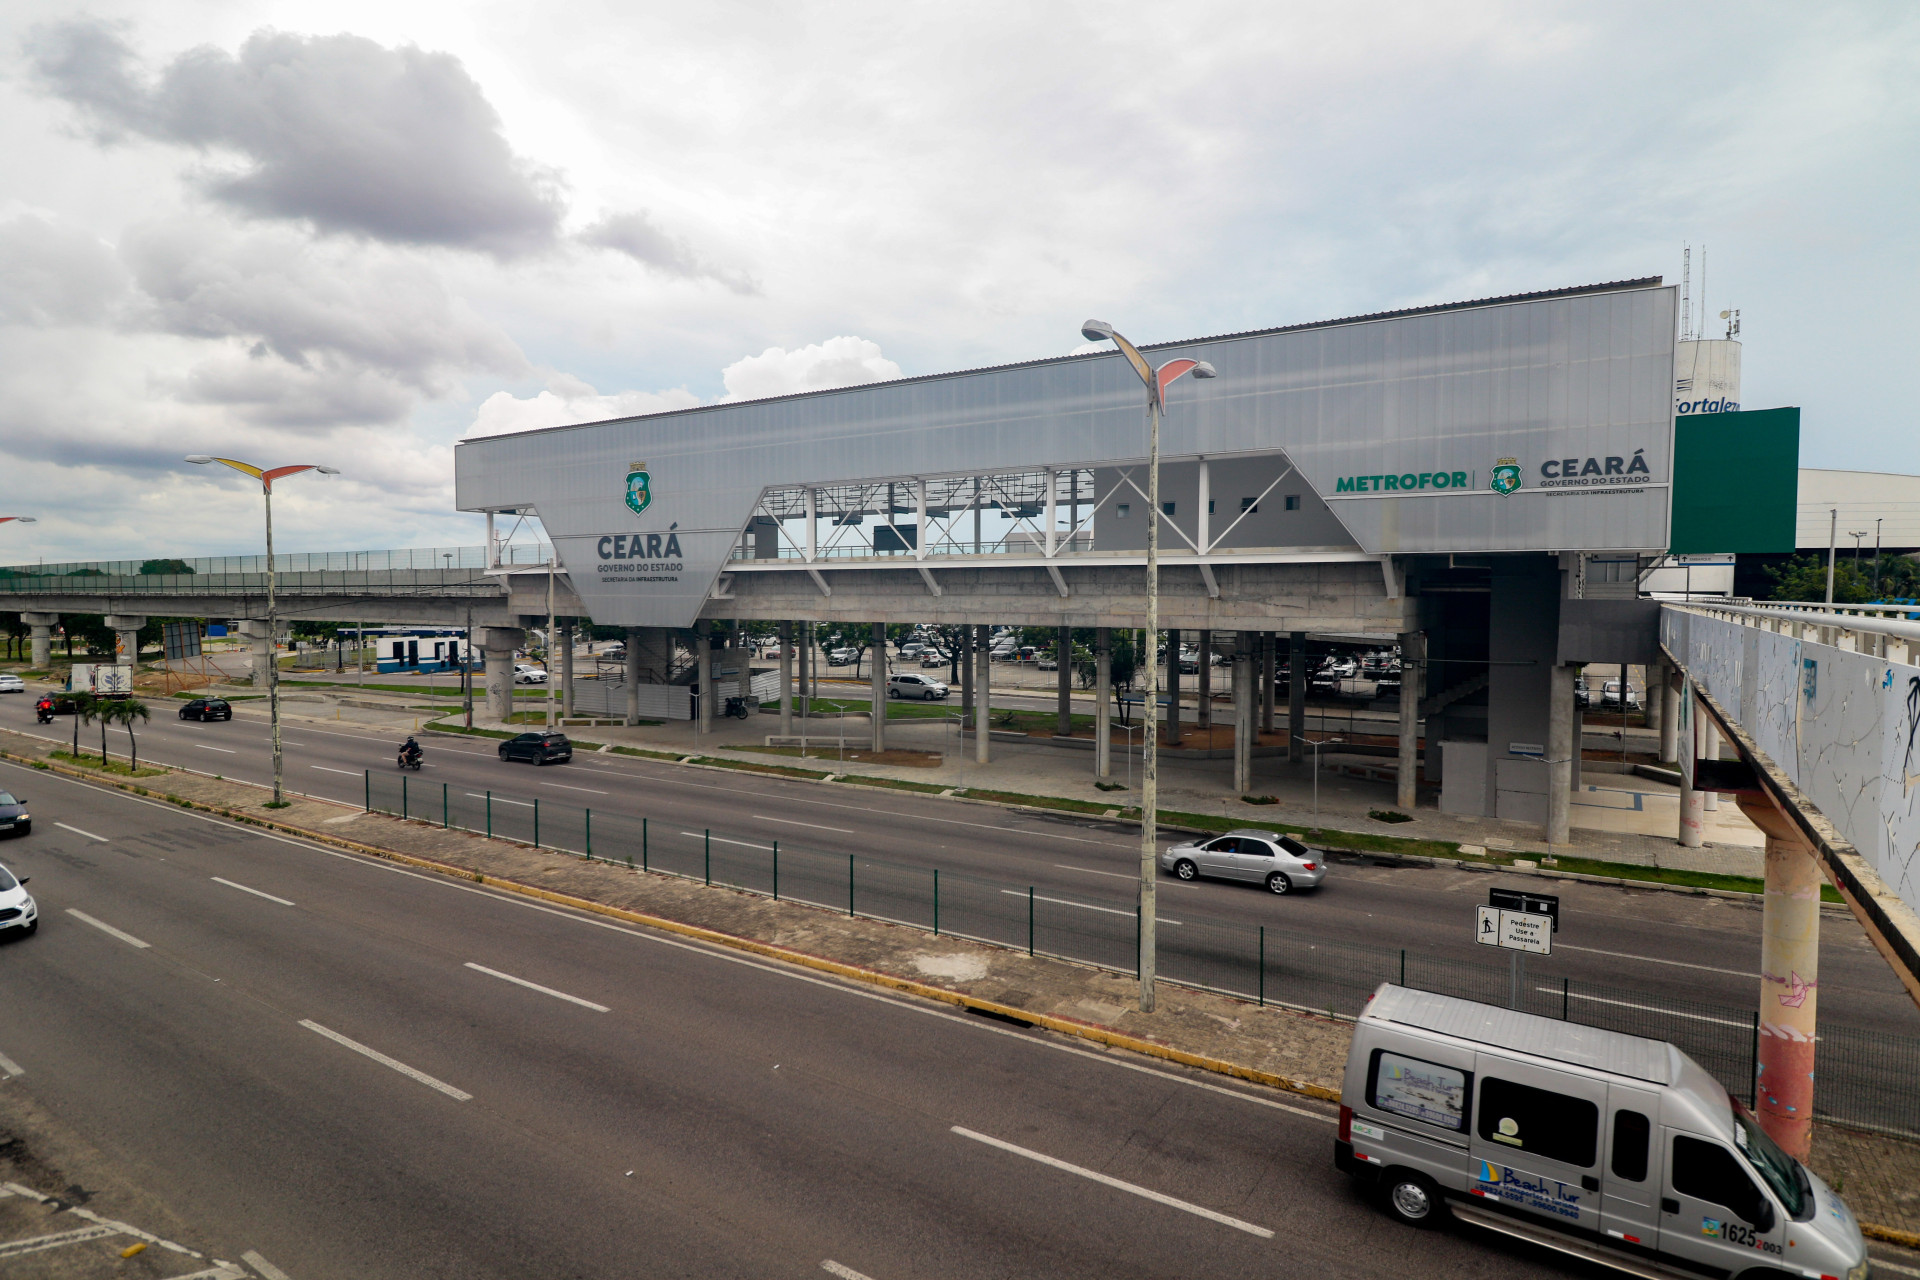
xmin=2 ymin=2 xmax=1915 ymax=563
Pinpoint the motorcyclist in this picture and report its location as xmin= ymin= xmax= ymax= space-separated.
xmin=398 ymin=736 xmax=422 ymax=767
xmin=35 ymin=696 xmax=54 ymax=724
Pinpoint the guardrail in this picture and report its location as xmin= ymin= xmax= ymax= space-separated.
xmin=0 ymin=542 xmax=553 ymax=579
xmin=366 ymin=768 xmax=1920 ymax=1138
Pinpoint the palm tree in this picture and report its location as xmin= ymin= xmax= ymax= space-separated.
xmin=68 ymin=690 xmax=98 ymax=760
xmin=108 ymin=697 xmax=151 ymax=770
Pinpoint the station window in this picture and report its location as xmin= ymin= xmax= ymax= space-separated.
xmin=1285 ymin=494 xmax=1301 ymax=511
xmin=1162 ymin=501 xmax=1176 ymax=516
xmin=1477 ymin=1077 xmax=1598 ymax=1167
xmin=1207 ymin=499 xmax=1216 ymax=513
xmin=1240 ymin=497 xmax=1258 ymax=514
xmin=1116 ymin=504 xmax=1130 ymax=519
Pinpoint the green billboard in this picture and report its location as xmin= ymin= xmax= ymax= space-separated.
xmin=1668 ymin=406 xmax=1799 ymax=554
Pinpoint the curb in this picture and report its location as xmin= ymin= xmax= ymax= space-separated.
xmin=1864 ymin=1223 xmax=1920 ymax=1250
xmin=0 ymin=745 xmax=1341 ymax=1108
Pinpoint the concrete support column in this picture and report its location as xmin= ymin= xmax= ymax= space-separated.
xmin=778 ymin=622 xmax=793 ymax=737
xmin=104 ymin=614 xmax=147 ymax=666
xmin=1232 ymin=632 xmax=1253 ymax=795
xmin=560 ymin=623 xmax=575 ymax=718
xmin=1196 ymin=628 xmax=1212 ymax=729
xmin=1703 ymin=722 xmax=1721 ymax=811
xmin=1396 ymin=631 xmax=1424 ymax=811
xmin=481 ymin=627 xmax=524 ymax=724
xmin=1644 ymin=660 xmax=1662 ymax=732
xmin=1547 ymin=663 xmax=1575 ymax=845
xmin=22 ymin=613 xmax=57 ymax=669
xmin=241 ymin=619 xmax=275 ymax=687
xmin=960 ymin=626 xmax=974 ymax=730
xmin=974 ymin=624 xmax=991 ymax=764
xmin=1164 ymin=628 xmax=1181 ymax=747
xmin=1094 ymin=627 xmax=1112 ymax=779
xmin=1288 ymin=632 xmax=1306 ymax=763
xmin=1056 ymin=625 xmax=1072 ymax=737
xmin=1738 ymin=796 xmax=1824 ymax=1159
xmin=870 ymin=622 xmax=887 ymax=753
xmin=1659 ymin=665 xmax=1680 ymax=763
xmin=1678 ymin=693 xmax=1705 ymax=847
xmin=624 ymin=627 xmax=644 ymax=725
xmin=696 ymin=622 xmax=714 ymax=734
xmin=1260 ymin=632 xmax=1275 ymax=735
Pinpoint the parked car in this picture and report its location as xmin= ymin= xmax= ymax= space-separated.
xmin=887 ymin=672 xmax=949 ymax=700
xmin=1336 ymin=984 xmax=1868 ymax=1280
xmin=827 ymin=648 xmax=857 ymax=667
xmin=920 ymin=650 xmax=951 ymax=668
xmin=0 ymin=674 xmax=24 ymax=694
xmin=0 ymin=859 xmax=36 ymax=936
xmin=513 ymin=664 xmax=548 ymax=684
xmin=0 ymin=793 xmax=29 ymax=839
xmin=179 ymin=697 xmax=233 ymax=722
xmin=498 ymin=731 xmax=572 ymax=764
xmin=1159 ymin=829 xmax=1325 ymax=894
xmin=1600 ymin=680 xmax=1640 ymax=709
xmin=1574 ymin=676 xmax=1591 ymax=708
xmin=1037 ymin=655 xmax=1058 ymax=671
xmin=898 ymin=641 xmax=927 ymax=659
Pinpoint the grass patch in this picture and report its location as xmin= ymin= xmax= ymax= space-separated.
xmin=955 ymin=788 xmax=1118 ymax=816
xmin=608 ymin=745 xmax=691 ymax=762
xmin=738 ymin=744 xmax=942 ymax=768
xmin=1369 ymin=809 xmax=1414 ymax=823
xmin=1243 ymin=794 xmax=1279 ymax=805
xmin=48 ymin=750 xmax=168 ymax=778
xmin=1094 ymin=780 xmax=1126 ymax=792
xmin=709 ymin=759 xmax=833 ymax=780
xmin=421 ymin=721 xmax=518 ymax=741
xmin=835 ymin=774 xmax=949 ymax=794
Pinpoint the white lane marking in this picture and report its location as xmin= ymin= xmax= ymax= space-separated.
xmin=173 ymin=1266 xmax=250 ymax=1279
xmin=1869 ymin=1258 xmax=1920 ymax=1279
xmin=0 ymin=1181 xmax=207 ymax=1257
xmin=311 ymin=766 xmax=361 ymax=776
xmin=464 ymin=962 xmax=610 ymax=1012
xmin=54 ymin=821 xmax=109 ymax=842
xmin=66 ymin=909 xmax=150 ymax=948
xmin=822 ymin=1263 xmax=874 ymax=1280
xmin=467 ymin=793 xmax=533 ymax=807
xmin=1555 ymin=942 xmax=1757 ymax=978
xmin=1535 ymin=987 xmax=1752 ymax=1029
xmin=1055 ymin=864 xmax=1135 ymax=879
xmin=12 ymin=770 xmax=1335 ymax=1127
xmin=0 ymin=1049 xmax=22 ymax=1077
xmin=999 ymin=889 xmax=1180 ymax=925
xmin=0 ymin=1224 xmax=121 ymax=1257
xmin=951 ymin=1126 xmax=1273 ymax=1238
xmin=753 ymin=815 xmax=855 ymax=834
xmin=195 ymin=744 xmax=237 ymax=754
xmin=683 ymin=831 xmax=773 ymax=851
xmin=541 ymin=782 xmax=608 ymax=794
xmin=297 ymin=1020 xmax=472 ymax=1101
xmin=242 ymin=1247 xmax=293 ymax=1279
xmin=212 ymin=877 xmax=295 ymax=907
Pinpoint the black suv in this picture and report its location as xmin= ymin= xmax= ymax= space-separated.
xmin=180 ymin=698 xmax=233 ymax=722
xmin=499 ymin=731 xmax=572 ymax=765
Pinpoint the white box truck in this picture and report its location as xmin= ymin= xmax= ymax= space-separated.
xmin=1336 ymin=984 xmax=1868 ymax=1280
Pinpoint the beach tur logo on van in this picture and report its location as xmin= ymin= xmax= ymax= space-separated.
xmin=625 ymin=462 xmax=652 ymax=516
xmin=1490 ymin=457 xmax=1522 ymax=496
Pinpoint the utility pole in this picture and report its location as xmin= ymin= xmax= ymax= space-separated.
xmin=1873 ymin=519 xmax=1883 ymax=599
xmin=1825 ymin=509 xmax=1837 ymax=605
xmin=464 ymin=605 xmax=474 ymax=728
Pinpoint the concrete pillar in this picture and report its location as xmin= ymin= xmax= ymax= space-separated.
xmin=1643 ymin=661 xmax=1662 ymax=732
xmin=696 ymin=622 xmax=714 ymax=733
xmin=1397 ymin=632 xmax=1424 ymax=811
xmin=1659 ymin=665 xmax=1679 ymax=763
xmin=1288 ymin=632 xmax=1306 ymax=763
xmin=1703 ymin=722 xmax=1721 ymax=811
xmin=1197 ymin=628 xmax=1212 ymax=729
xmin=624 ymin=627 xmax=644 ymax=725
xmin=1232 ymin=632 xmax=1253 ymax=795
xmin=974 ymin=623 xmax=991 ymax=764
xmin=1738 ymin=796 xmax=1823 ymax=1159
xmin=241 ymin=619 xmax=275 ymax=687
xmin=1164 ymin=628 xmax=1181 ymax=747
xmin=779 ymin=622 xmax=793 ymax=737
xmin=1056 ymin=625 xmax=1072 ymax=737
xmin=22 ymin=613 xmax=57 ymax=669
xmin=560 ymin=623 xmax=575 ymax=718
xmin=1095 ymin=627 xmax=1112 ymax=779
xmin=481 ymin=627 xmax=523 ymax=723
xmin=960 ymin=626 xmax=974 ymax=730
xmin=1260 ymin=632 xmax=1275 ymax=735
xmin=870 ymin=622 xmax=887 ymax=753
xmin=104 ymin=614 xmax=147 ymax=666
xmin=1679 ymin=694 xmax=1705 ymax=847
xmin=1547 ymin=663 xmax=1575 ymax=845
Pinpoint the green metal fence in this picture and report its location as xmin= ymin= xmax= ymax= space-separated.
xmin=364 ymin=769 xmax=1920 ymax=1137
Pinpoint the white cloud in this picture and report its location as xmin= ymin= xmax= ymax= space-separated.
xmin=466 ymin=377 xmax=701 ymax=438
xmin=720 ymin=337 xmax=902 ymax=403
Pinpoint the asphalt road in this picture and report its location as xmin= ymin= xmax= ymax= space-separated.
xmin=3 ymin=692 xmax=1915 ymax=1037
xmin=0 ymin=756 xmax=1649 ymax=1280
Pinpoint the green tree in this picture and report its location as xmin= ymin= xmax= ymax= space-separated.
xmin=66 ymin=690 xmax=98 ymax=760
xmin=137 ymin=558 xmax=195 ymax=575
xmin=105 ymin=697 xmax=151 ymax=769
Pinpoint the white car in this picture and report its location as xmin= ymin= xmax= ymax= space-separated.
xmin=0 ymin=858 xmax=36 ymax=937
xmin=0 ymin=674 xmax=24 ymax=694
xmin=886 ymin=672 xmax=949 ymax=700
xmin=513 ymin=664 xmax=548 ymax=684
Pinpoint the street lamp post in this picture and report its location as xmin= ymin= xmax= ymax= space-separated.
xmin=185 ymin=456 xmax=338 ymax=806
xmin=1080 ymin=319 xmax=1216 ymax=1013
xmin=1307 ymin=735 xmax=1346 ymax=817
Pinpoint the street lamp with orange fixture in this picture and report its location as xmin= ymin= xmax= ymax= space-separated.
xmin=184 ymin=456 xmax=339 ymax=805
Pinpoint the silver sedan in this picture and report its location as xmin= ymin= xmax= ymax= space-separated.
xmin=1160 ymin=829 xmax=1327 ymax=894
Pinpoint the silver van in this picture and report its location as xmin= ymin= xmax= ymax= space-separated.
xmin=1337 ymin=985 xmax=1868 ymax=1280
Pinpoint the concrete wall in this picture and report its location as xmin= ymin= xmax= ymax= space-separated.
xmin=1483 ymin=555 xmax=1561 ymax=821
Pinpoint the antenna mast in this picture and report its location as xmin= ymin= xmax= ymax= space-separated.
xmin=1681 ymin=244 xmax=1693 ymax=340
